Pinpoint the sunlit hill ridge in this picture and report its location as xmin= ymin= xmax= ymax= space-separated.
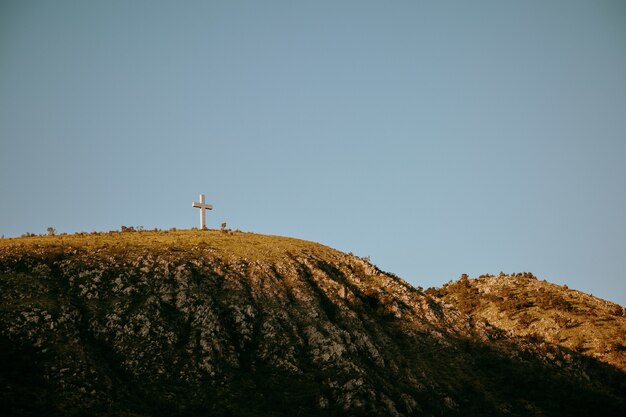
xmin=1 ymin=230 xmax=625 ymax=416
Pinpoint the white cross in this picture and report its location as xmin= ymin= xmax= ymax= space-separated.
xmin=192 ymin=194 xmax=213 ymax=230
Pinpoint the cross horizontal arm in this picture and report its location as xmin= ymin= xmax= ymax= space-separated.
xmin=192 ymin=203 xmax=213 ymax=210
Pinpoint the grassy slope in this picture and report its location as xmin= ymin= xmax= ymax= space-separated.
xmin=0 ymin=229 xmax=336 ymax=261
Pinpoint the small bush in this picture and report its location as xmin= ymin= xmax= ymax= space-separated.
xmin=518 ymin=312 xmax=535 ymax=327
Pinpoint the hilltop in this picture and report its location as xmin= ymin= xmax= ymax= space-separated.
xmin=1 ymin=230 xmax=625 ymax=416
xmin=428 ymin=273 xmax=626 ymax=372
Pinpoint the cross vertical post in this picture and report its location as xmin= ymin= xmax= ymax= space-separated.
xmin=192 ymin=194 xmax=213 ymax=230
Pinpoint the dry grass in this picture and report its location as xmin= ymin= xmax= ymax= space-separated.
xmin=0 ymin=229 xmax=339 ymax=263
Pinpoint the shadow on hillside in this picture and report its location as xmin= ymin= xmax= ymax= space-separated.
xmin=1 ymin=252 xmax=626 ymax=417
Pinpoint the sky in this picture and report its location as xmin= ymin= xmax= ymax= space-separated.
xmin=1 ymin=1 xmax=625 ymax=305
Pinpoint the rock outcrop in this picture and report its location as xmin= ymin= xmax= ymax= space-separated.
xmin=429 ymin=273 xmax=626 ymax=372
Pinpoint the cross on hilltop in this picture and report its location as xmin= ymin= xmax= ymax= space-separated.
xmin=192 ymin=194 xmax=213 ymax=230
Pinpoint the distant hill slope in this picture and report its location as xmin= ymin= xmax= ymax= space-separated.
xmin=1 ymin=231 xmax=625 ymax=417
xmin=428 ymin=273 xmax=626 ymax=372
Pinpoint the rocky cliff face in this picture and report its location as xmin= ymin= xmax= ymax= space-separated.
xmin=1 ymin=231 xmax=625 ymax=416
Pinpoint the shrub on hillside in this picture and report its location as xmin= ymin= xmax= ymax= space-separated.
xmin=536 ymin=292 xmax=573 ymax=312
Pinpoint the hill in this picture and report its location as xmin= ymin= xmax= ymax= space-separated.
xmin=427 ymin=273 xmax=626 ymax=372
xmin=1 ymin=230 xmax=625 ymax=416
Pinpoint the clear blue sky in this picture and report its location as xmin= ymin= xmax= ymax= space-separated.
xmin=2 ymin=1 xmax=625 ymax=305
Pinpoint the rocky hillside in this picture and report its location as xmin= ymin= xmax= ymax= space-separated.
xmin=1 ymin=231 xmax=625 ymax=417
xmin=428 ymin=273 xmax=626 ymax=372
